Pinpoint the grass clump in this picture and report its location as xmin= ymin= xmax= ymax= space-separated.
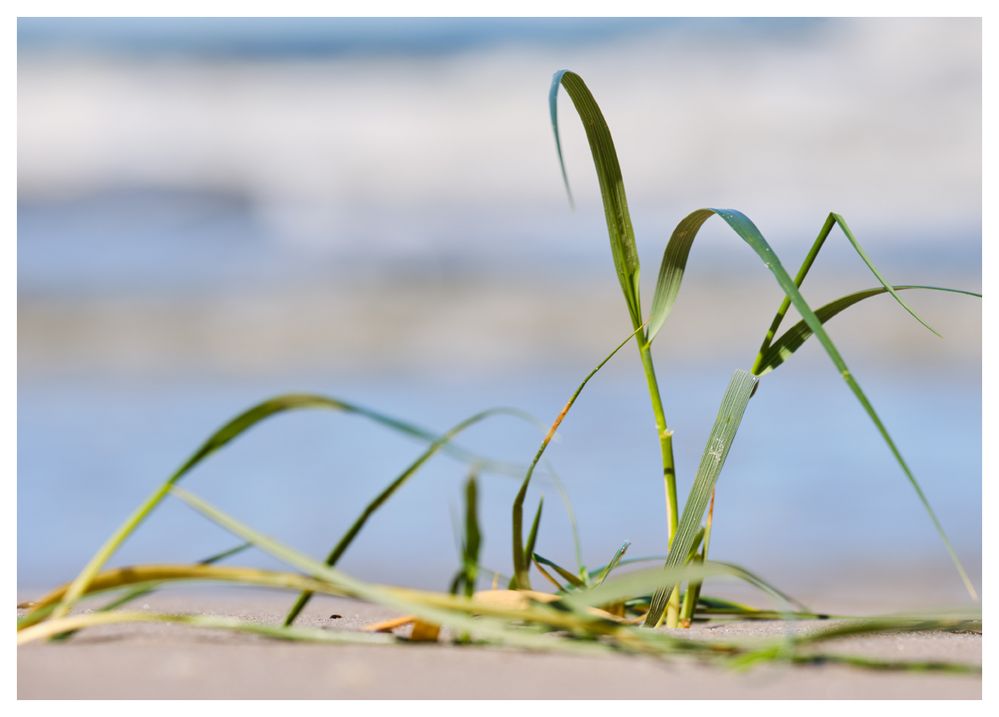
xmin=18 ymin=70 xmax=980 ymax=675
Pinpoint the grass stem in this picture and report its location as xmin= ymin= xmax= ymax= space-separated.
xmin=636 ymin=338 xmax=681 ymax=627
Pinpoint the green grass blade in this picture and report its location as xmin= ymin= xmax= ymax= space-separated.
xmin=523 ymin=498 xmax=544 ymax=572
xmin=648 ymin=208 xmax=977 ymax=602
xmin=751 ymin=214 xmax=943 ymax=366
xmin=45 ymin=541 xmax=253 ymax=641
xmin=829 ymin=214 xmax=941 ymax=337
xmin=512 ymin=324 xmax=643 ymax=588
xmin=461 ymin=474 xmax=482 ymax=599
xmin=565 ymin=559 xmax=798 ymax=613
xmin=586 ymin=555 xmax=667 ymax=579
xmin=45 ymin=393 xmax=531 ymax=623
xmin=283 ymin=407 xmax=518 ymax=625
xmin=98 ymin=541 xmax=251 ymax=612
xmin=647 ymin=209 xmax=714 ymax=341
xmin=551 ymin=70 xmax=679 ymax=579
xmin=644 ymin=370 xmax=758 ymax=626
xmin=532 ymin=553 xmax=585 ymax=589
xmin=592 ymin=541 xmax=631 ymax=586
xmin=757 ymin=285 xmax=981 ymax=376
xmin=550 ymin=70 xmax=642 ymax=329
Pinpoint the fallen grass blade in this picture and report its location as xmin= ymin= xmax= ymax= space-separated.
xmin=46 ymin=541 xmax=252 ymax=641
xmin=18 ymin=610 xmax=398 ymax=647
xmin=19 ymin=558 xmax=978 ymax=674
xmin=645 ymin=370 xmax=758 ymax=626
xmin=756 ymin=285 xmax=981 ymax=376
xmin=550 ymin=69 xmax=642 ymax=330
xmin=283 ymin=407 xmax=521 ymax=625
xmin=94 ymin=542 xmax=251 ymax=614
xmin=650 ymin=208 xmax=977 ymax=601
xmin=790 ymin=614 xmax=982 ymax=646
xmin=169 ymin=487 xmax=632 ymax=653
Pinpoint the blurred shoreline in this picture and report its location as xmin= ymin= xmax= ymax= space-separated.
xmin=19 ymin=273 xmax=982 ymax=380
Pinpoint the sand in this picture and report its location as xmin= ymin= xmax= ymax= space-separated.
xmin=17 ymin=591 xmax=981 ymax=699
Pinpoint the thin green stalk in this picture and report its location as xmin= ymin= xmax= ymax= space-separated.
xmin=637 ymin=338 xmax=681 ymax=628
xmin=752 ymin=214 xmax=835 ymax=370
xmin=751 ymin=212 xmax=939 ymax=374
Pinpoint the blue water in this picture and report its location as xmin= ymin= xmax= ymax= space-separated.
xmin=18 ymin=359 xmax=981 ymax=594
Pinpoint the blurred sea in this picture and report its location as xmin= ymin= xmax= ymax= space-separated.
xmin=17 ymin=18 xmax=981 ymax=602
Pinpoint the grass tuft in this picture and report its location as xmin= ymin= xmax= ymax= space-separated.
xmin=19 ymin=69 xmax=980 ymax=681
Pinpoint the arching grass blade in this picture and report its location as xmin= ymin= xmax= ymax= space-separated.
xmin=550 ymin=69 xmax=642 ymax=329
xmin=44 ymin=393 xmax=531 ymax=623
xmin=550 ymin=69 xmax=679 ymax=586
xmin=757 ymin=285 xmax=981 ymax=376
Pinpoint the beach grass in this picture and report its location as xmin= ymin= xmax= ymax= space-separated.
xmin=17 ymin=70 xmax=981 ymax=676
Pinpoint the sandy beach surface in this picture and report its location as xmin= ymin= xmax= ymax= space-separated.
xmin=17 ymin=591 xmax=981 ymax=699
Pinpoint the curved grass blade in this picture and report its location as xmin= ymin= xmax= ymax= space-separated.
xmin=93 ymin=542 xmax=251 ymax=614
xmin=19 ymin=564 xmax=350 ymax=629
xmin=748 ymin=213 xmax=942 ymax=366
xmin=283 ymin=407 xmax=519 ymax=625
xmin=512 ymin=324 xmax=644 ymax=588
xmin=757 ymin=285 xmax=981 ymax=376
xmin=645 ymin=370 xmax=758 ymax=626
xmin=564 ymin=559 xmax=804 ymax=614
xmin=648 ymin=208 xmax=977 ymax=602
xmin=550 ymin=69 xmax=642 ymax=329
xmin=44 ymin=393 xmax=532 ymax=622
xmin=21 ymin=561 xmax=614 ymax=644
xmin=45 ymin=541 xmax=252 ymax=641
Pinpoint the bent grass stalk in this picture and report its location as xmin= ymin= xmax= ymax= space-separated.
xmin=19 ymin=69 xmax=982 ymax=678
